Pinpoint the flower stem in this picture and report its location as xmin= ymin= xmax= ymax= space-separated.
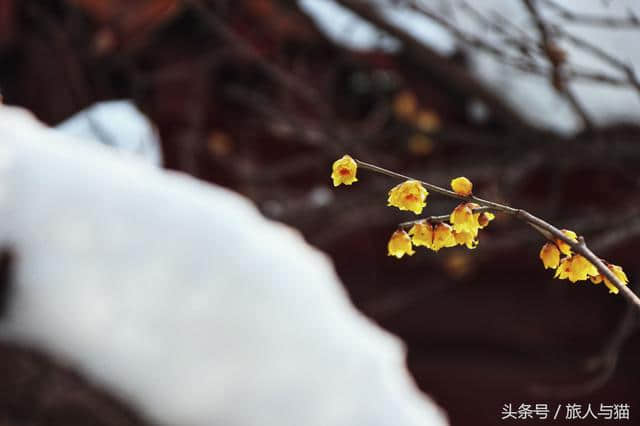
xmin=398 ymin=207 xmax=493 ymax=228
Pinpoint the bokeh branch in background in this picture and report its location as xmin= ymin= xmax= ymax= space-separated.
xmin=522 ymin=0 xmax=593 ymax=129
xmin=541 ymin=0 xmax=640 ymax=28
xmin=333 ymin=0 xmax=537 ymax=132
xmin=353 ymin=0 xmax=640 ymax=130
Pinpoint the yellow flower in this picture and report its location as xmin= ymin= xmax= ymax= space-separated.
xmin=431 ymin=223 xmax=457 ymax=252
xmin=387 ymin=180 xmax=429 ymax=215
xmin=451 ymin=176 xmax=472 ymax=196
xmin=590 ymin=274 xmax=603 ymax=284
xmin=450 ymin=203 xmax=480 ymax=236
xmin=454 ymin=231 xmax=478 ymax=249
xmin=556 ymin=229 xmax=577 ymax=256
xmin=554 ymin=255 xmax=597 ymax=283
xmin=477 ymin=212 xmax=495 ymax=229
xmin=555 ymin=257 xmax=571 ymax=280
xmin=602 ymin=263 xmax=629 ymax=295
xmin=572 ymin=255 xmax=598 ymax=280
xmin=331 ymin=155 xmax=358 ymax=186
xmin=387 ymin=229 xmax=415 ymax=259
xmin=539 ymin=243 xmax=560 ymax=269
xmin=408 ymin=222 xmax=433 ymax=248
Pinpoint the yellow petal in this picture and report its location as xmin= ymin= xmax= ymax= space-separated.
xmin=331 ymin=155 xmax=358 ymax=187
xmin=567 ymin=255 xmax=597 ymax=282
xmin=450 ymin=203 xmax=479 ymax=236
xmin=409 ymin=222 xmax=433 ymax=248
xmin=477 ymin=212 xmax=495 ymax=229
xmin=603 ymin=264 xmax=629 ymax=294
xmin=555 ymin=257 xmax=571 ymax=280
xmin=611 ymin=264 xmax=629 ymax=283
xmin=451 ymin=177 xmax=473 ymax=196
xmin=432 ymin=223 xmax=456 ymax=251
xmin=454 ymin=231 xmax=478 ymax=249
xmin=387 ymin=229 xmax=415 ymax=259
xmin=387 ymin=180 xmax=429 ymax=215
xmin=556 ymin=229 xmax=577 ymax=256
xmin=539 ymin=243 xmax=560 ymax=269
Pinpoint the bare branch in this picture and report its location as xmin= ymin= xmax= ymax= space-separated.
xmin=398 ymin=207 xmax=493 ymax=228
xmin=332 ymin=0 xmax=537 ymax=132
xmin=541 ymin=0 xmax=640 ymax=29
xmin=550 ymin=25 xmax=640 ymax=98
xmin=522 ymin=0 xmax=593 ymax=130
xmin=353 ymin=158 xmax=640 ymax=310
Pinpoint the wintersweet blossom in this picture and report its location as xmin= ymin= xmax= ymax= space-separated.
xmin=451 ymin=177 xmax=472 ymax=196
xmin=556 ymin=229 xmax=577 ymax=256
xmin=431 ymin=223 xmax=457 ymax=252
xmin=602 ymin=264 xmax=629 ymax=294
xmin=387 ymin=180 xmax=428 ymax=215
xmin=591 ymin=264 xmax=629 ymax=294
xmin=555 ymin=257 xmax=571 ymax=280
xmin=387 ymin=230 xmax=415 ymax=259
xmin=408 ymin=222 xmax=433 ymax=248
xmin=555 ymin=255 xmax=598 ymax=283
xmin=450 ymin=203 xmax=480 ymax=236
xmin=539 ymin=243 xmax=560 ymax=269
xmin=454 ymin=231 xmax=478 ymax=249
xmin=477 ymin=212 xmax=495 ymax=229
xmin=331 ymin=155 xmax=358 ymax=186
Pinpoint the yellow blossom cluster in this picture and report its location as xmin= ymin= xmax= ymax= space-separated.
xmin=389 ymin=205 xmax=495 ymax=258
xmin=383 ymin=177 xmax=493 ymax=258
xmin=331 ymin=157 xmax=493 ymax=259
xmin=331 ymin=155 xmax=630 ymax=297
xmin=539 ymin=230 xmax=629 ymax=294
xmin=386 ymin=212 xmax=495 ymax=259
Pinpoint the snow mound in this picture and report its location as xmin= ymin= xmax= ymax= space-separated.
xmin=0 ymin=106 xmax=447 ymax=426
xmin=56 ymin=100 xmax=163 ymax=166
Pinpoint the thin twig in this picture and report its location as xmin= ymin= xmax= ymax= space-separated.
xmin=401 ymin=0 xmax=515 ymax=60
xmin=353 ymin=158 xmax=640 ymax=310
xmin=550 ymin=25 xmax=640 ymax=98
xmin=541 ymin=0 xmax=640 ymax=28
xmin=186 ymin=0 xmax=328 ymax=114
xmin=522 ymin=0 xmax=593 ymax=130
xmin=398 ymin=207 xmax=493 ymax=228
xmin=332 ymin=0 xmax=536 ymax=132
xmin=458 ymin=0 xmax=638 ymax=90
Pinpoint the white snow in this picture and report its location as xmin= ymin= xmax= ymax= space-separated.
xmin=0 ymin=105 xmax=447 ymax=426
xmin=56 ymin=100 xmax=163 ymax=166
xmin=299 ymin=0 xmax=402 ymax=52
xmin=298 ymin=0 xmax=640 ymax=133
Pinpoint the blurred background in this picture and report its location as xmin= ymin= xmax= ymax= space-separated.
xmin=1 ymin=0 xmax=640 ymax=424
